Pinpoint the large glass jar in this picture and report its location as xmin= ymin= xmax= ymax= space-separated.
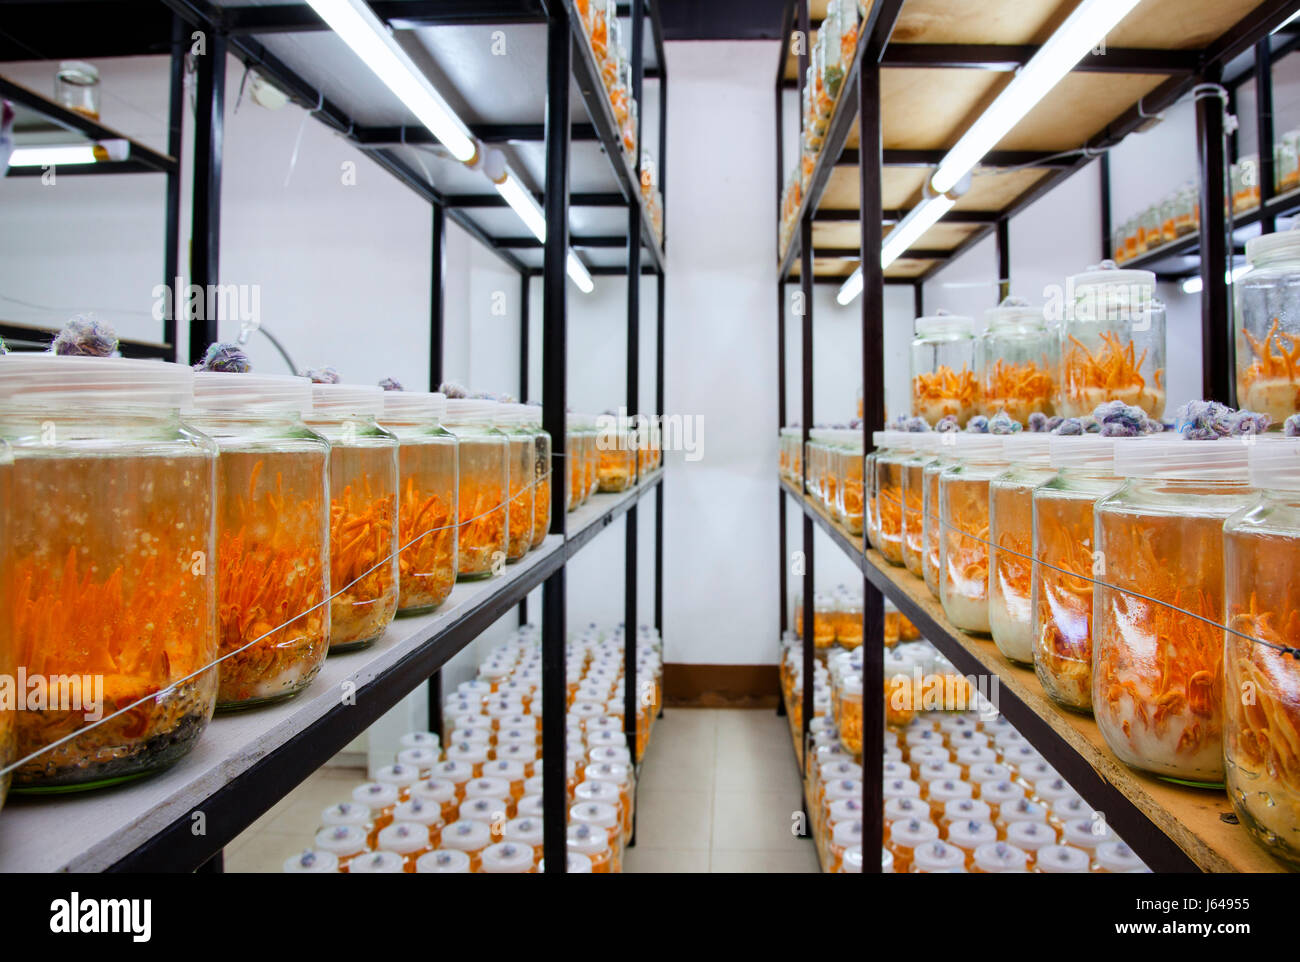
xmin=0 ymin=356 xmax=217 ymax=790
xmin=1235 ymin=227 xmax=1300 ymax=426
xmin=911 ymin=312 xmax=979 ymax=427
xmin=978 ymin=298 xmax=1056 ymax=422
xmin=522 ymin=405 xmax=552 ymax=548
xmin=902 ymin=435 xmax=937 ymax=578
xmin=1223 ymin=440 xmax=1300 ymax=866
xmin=381 ymin=390 xmax=458 ymax=614
xmin=189 ymin=373 xmax=330 ymax=708
xmin=1058 ymin=264 xmax=1166 ymax=419
xmin=443 ymin=400 xmax=510 ymax=579
xmin=938 ymin=435 xmax=1009 ymax=633
xmin=307 ymin=384 xmax=399 ymax=650
xmin=1093 ymin=438 xmax=1255 ymax=785
xmin=1031 ymin=437 xmax=1124 ymax=712
xmin=595 ymin=415 xmax=637 ymax=493
xmin=832 ymin=429 xmax=865 ymax=534
xmin=922 ymin=434 xmax=958 ymax=597
xmin=866 ymin=431 xmax=899 ymax=552
xmin=874 ymin=432 xmax=919 ymax=566
xmin=987 ymin=434 xmax=1055 ymax=665
xmin=494 ymin=404 xmax=536 ymax=563
xmin=806 ymin=429 xmax=831 ymax=504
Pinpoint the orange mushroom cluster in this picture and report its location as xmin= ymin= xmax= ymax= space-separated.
xmin=982 ymin=358 xmax=1055 ymax=423
xmin=329 ymin=480 xmax=398 ymax=648
xmin=1032 ymin=495 xmax=1101 ymax=711
xmin=912 ymin=364 xmax=980 ymax=425
xmin=1238 ymin=318 xmax=1300 ymax=423
xmin=1060 ymin=331 xmax=1165 ymax=419
xmin=396 ymin=475 xmax=455 ymax=612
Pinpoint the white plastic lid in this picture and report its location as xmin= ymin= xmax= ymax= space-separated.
xmin=1069 ymin=265 xmax=1156 ymax=292
xmin=912 ymin=840 xmax=967 ymax=872
xmin=283 ymin=849 xmax=339 ymax=873
xmin=394 ymin=797 xmax=441 ymax=826
xmin=928 ymin=779 xmax=973 ymax=803
xmin=440 ymin=818 xmax=492 ymax=851
xmin=832 ymin=819 xmax=863 ymax=846
xmin=415 ymin=849 xmax=471 ymax=873
xmin=1001 ymin=432 xmax=1053 ymax=463
xmin=980 ymin=780 xmax=1026 ymax=805
xmin=431 ymin=760 xmax=474 ymax=784
xmin=446 ymin=741 xmax=489 ymax=764
xmin=1112 ymin=437 xmax=1250 ymax=481
xmin=843 ymin=847 xmax=865 ymax=873
xmin=1049 ymin=434 xmax=1119 ymax=471
xmin=308 ymin=382 xmax=384 ymax=418
xmin=313 ymin=824 xmax=366 ymax=855
xmin=1006 ymin=820 xmax=1056 ymax=852
xmin=480 ymin=841 xmax=535 ymax=873
xmin=538 ymin=853 xmax=593 ymax=873
xmin=915 ymin=312 xmax=975 ymax=337
xmin=1035 ymin=844 xmax=1092 ymax=873
xmin=396 ymin=747 xmax=441 ymax=773
xmin=464 ymin=776 xmax=512 ymax=800
xmin=1248 ymin=438 xmax=1300 ymax=490
xmin=0 ymin=354 xmax=194 ymax=408
xmin=1063 ymin=816 xmax=1114 ymax=850
xmin=459 ymin=796 xmax=508 ymax=823
xmin=374 ymin=763 xmax=420 ymax=788
xmin=399 ymin=731 xmax=440 ymax=751
xmin=953 ymin=434 xmax=1008 ymax=461
xmin=1096 ymin=840 xmax=1148 ymax=872
xmin=493 ymin=402 xmax=531 ymax=428
xmin=888 ymin=817 xmax=939 ymax=848
xmin=351 ymin=782 xmax=398 ymax=811
xmin=948 ymin=819 xmax=997 ymax=849
xmin=320 ymin=802 xmax=370 ymax=828
xmin=516 ymin=794 xmax=544 ymax=818
xmin=410 ymin=778 xmax=456 ymax=805
xmin=348 ymin=850 xmax=406 ymax=873
xmin=504 ymin=816 xmax=545 ymax=845
xmin=443 ymin=397 xmax=501 ymax=425
xmin=484 ymin=759 xmax=526 ymax=782
xmin=1246 ymin=224 xmax=1300 ymax=265
xmin=566 ymin=822 xmax=610 ymax=855
xmin=192 ymin=371 xmax=312 ymax=415
xmin=916 ymin=760 xmax=962 ymax=783
xmin=943 ymin=798 xmax=992 ymax=823
xmin=872 ymin=430 xmax=912 ymax=449
xmin=973 ymin=840 xmax=1029 ymax=872
xmin=984 ymin=296 xmax=1046 ymax=330
xmin=570 ymin=800 xmax=620 ymax=829
xmin=381 ymin=390 xmax=447 ymax=421
xmin=447 ymin=727 xmax=490 ymax=746
xmin=376 ymin=821 xmax=430 ymax=855
xmin=884 ymin=796 xmax=927 ymax=823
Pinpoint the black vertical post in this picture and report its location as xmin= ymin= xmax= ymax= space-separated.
xmin=1099 ymin=152 xmax=1113 ymax=262
xmin=913 ymin=281 xmax=923 ymax=320
xmin=1256 ymin=40 xmax=1276 ymax=234
xmin=796 ymin=0 xmax=814 ymax=807
xmin=426 ymin=673 xmax=442 ymax=741
xmin=518 ymin=270 xmax=530 ymax=628
xmin=541 ymin=7 xmax=571 ymax=875
xmin=1196 ymin=74 xmax=1233 ymax=405
xmin=995 ymin=218 xmax=1010 ymax=302
xmin=859 ymin=59 xmax=886 ymax=876
xmin=430 ymin=203 xmax=446 ymax=388
xmin=189 ymin=29 xmax=225 ymax=365
xmin=163 ymin=13 xmax=184 ymax=357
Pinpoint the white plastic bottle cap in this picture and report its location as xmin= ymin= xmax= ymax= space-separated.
xmin=446 ymin=727 xmax=490 ymax=746
xmin=396 ymin=747 xmax=441 ymax=774
xmin=504 ymin=817 xmax=545 ymax=847
xmin=446 ymin=742 xmax=489 ymax=766
xmin=313 ymin=825 xmax=367 ymax=856
xmin=309 ymin=382 xmax=384 ymax=418
xmin=589 ymin=745 xmax=633 ymax=767
xmin=566 ymin=822 xmax=610 ymax=856
xmin=980 ymin=780 xmax=1026 ymax=807
xmin=484 ymin=759 xmax=526 ymax=782
xmin=443 ymin=397 xmax=502 ymax=425
xmin=882 ymin=777 xmax=922 ymax=801
xmin=928 ymin=779 xmax=973 ymax=804
xmin=888 ymin=818 xmax=939 ymax=849
xmin=0 ymin=354 xmax=195 ymax=408
xmin=967 ymin=762 xmax=1012 ymax=785
xmin=459 ymin=796 xmax=508 ymax=824
xmin=570 ymin=801 xmax=620 ymax=829
xmin=351 ymin=782 xmax=399 ymax=812
xmin=464 ymin=776 xmax=512 ymax=800
xmin=953 ymin=434 xmax=1008 ymax=461
xmin=956 ymin=745 xmax=999 ymax=768
xmin=912 ymin=840 xmax=967 ymax=873
xmin=394 ymin=798 xmax=442 ymax=827
xmin=1248 ymin=438 xmax=1300 ymax=491
xmin=192 ymin=371 xmax=313 ymax=415
xmin=884 ymin=797 xmax=927 ymax=823
xmin=320 ymin=802 xmax=370 ymax=828
xmin=943 ymin=798 xmax=992 ymax=824
xmin=537 ymin=853 xmax=593 ymax=873
xmin=1032 ymin=777 xmax=1078 ymax=807
xmin=374 ymin=763 xmax=421 ymax=789
xmin=973 ymin=841 xmax=1030 ymax=873
xmin=1063 ymin=816 xmax=1114 ymax=851
xmin=416 ymin=849 xmax=471 ymax=873
xmin=1048 ymin=434 xmax=1120 ymax=471
xmin=381 ymin=390 xmax=446 ymax=421
xmin=574 ymin=780 xmax=619 ymax=805
xmin=283 ymin=849 xmax=339 ymax=873
xmin=399 ymin=731 xmax=440 ymax=751
xmin=481 ymin=841 xmax=535 ymax=873
xmin=948 ymin=819 xmax=997 ymax=850
xmin=348 ymin=850 xmax=405 ymax=873
xmin=1112 ymin=436 xmax=1251 ymax=482
xmin=1006 ymin=820 xmax=1056 ymax=852
xmin=1000 ymin=798 xmax=1049 ymax=827
xmin=453 ymin=712 xmax=493 ymax=731
xmin=1001 ymin=433 xmax=1052 ymax=463
xmin=517 ymin=794 xmax=544 ymax=818
xmin=1036 ymin=844 xmax=1092 ymax=873
xmin=376 ymin=822 xmax=430 ymax=855
xmin=1096 ymin=840 xmax=1149 ymax=872
xmin=410 ymin=778 xmax=456 ymax=806
xmin=439 ymin=819 xmax=492 ymax=852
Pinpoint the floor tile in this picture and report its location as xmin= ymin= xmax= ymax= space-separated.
xmin=710 ymin=847 xmax=821 ymax=874
xmin=622 ymin=847 xmax=710 ymax=873
xmin=711 ymin=789 xmax=809 ymax=852
xmin=633 ymin=790 xmax=712 ymax=850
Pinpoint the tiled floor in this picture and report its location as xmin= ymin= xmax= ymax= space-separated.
xmin=225 ymin=707 xmax=819 ymax=873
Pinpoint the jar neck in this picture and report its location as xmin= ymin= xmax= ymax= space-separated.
xmin=0 ymin=405 xmax=183 ymax=439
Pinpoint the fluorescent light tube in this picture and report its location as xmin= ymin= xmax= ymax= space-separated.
xmin=1181 ymin=264 xmax=1250 ymax=295
xmin=567 ymin=252 xmax=595 ymax=293
xmin=9 ymin=144 xmax=99 ymax=166
xmin=930 ymin=0 xmax=1143 ymax=195
xmin=882 ymin=193 xmax=956 ymax=269
xmin=493 ymin=171 xmax=594 ymax=292
xmin=836 ymin=269 xmax=862 ymax=306
xmin=305 ymin=0 xmax=477 ymax=163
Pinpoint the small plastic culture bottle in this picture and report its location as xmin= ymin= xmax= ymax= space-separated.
xmin=977 ymin=780 xmax=1025 ymax=822
xmin=887 ymin=818 xmax=940 ymax=873
xmin=1006 ymin=820 xmax=1058 ymax=868
xmin=440 ymin=818 xmax=493 ymax=872
xmin=460 ymin=794 xmax=510 ymax=837
xmin=977 ymin=297 xmax=1057 ymax=423
xmin=393 ymin=796 xmax=443 ymax=847
xmin=188 ymin=371 xmax=330 ymax=708
xmin=1031 ymin=436 xmax=1125 ymax=712
xmin=415 ymin=849 xmax=471 ymax=874
xmin=947 ymin=818 xmax=998 ymax=868
xmin=480 ymin=841 xmax=536 ymax=874
xmin=494 ymin=403 xmax=536 ymax=563
xmin=305 ymin=382 xmax=399 ymax=651
xmin=381 ymin=390 xmax=457 ymax=613
xmin=445 ymin=740 xmax=490 ymax=777
xmin=442 ymin=398 xmax=509 ymax=579
xmin=996 ymin=798 xmax=1050 ymax=839
xmin=375 ymin=821 xmax=434 ymax=872
xmin=926 ymin=779 xmax=973 ymax=820
xmin=940 ymin=798 xmax=992 ymax=838
xmin=430 ymin=759 xmax=476 ymax=801
xmin=911 ymin=311 xmax=980 ymax=426
xmin=567 ymin=822 xmax=615 ymax=873
xmin=972 ymin=840 xmax=1031 ymax=874
xmin=827 ymin=819 xmax=862 ymax=874
xmin=374 ymin=762 xmax=420 ymax=801
xmin=911 ymin=840 xmax=968 ymax=873
xmin=988 ymin=433 xmax=1056 ymax=665
xmin=396 ymin=747 xmax=441 ymax=778
xmin=939 ymin=434 xmax=1010 ymax=633
xmin=321 ymin=800 xmax=372 ymax=839
xmin=352 ymin=782 xmax=399 ymax=845
xmin=313 ymin=825 xmax=368 ymax=871
xmin=1061 ymin=816 xmax=1114 ymax=869
xmin=1093 ymin=437 xmax=1255 ymax=784
xmin=1223 ymin=438 xmax=1300 ymax=865
xmin=504 ymin=816 xmax=546 ymax=867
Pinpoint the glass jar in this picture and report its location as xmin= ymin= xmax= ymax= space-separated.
xmin=1235 ymin=227 xmax=1300 ymax=426
xmin=902 ymin=435 xmax=937 ymax=577
xmin=1175 ymin=182 xmax=1199 ymax=236
xmin=567 ymin=821 xmax=615 ymax=873
xmin=595 ymin=415 xmax=637 ymax=493
xmin=188 ymin=373 xmax=329 ymax=708
xmin=911 ymin=312 xmax=979 ymax=426
xmin=978 ymin=298 xmax=1056 ymax=422
xmin=381 ymin=390 xmax=458 ymax=614
xmin=939 ymin=435 xmax=1009 ymax=633
xmin=439 ymin=818 xmax=492 ymax=872
xmin=1057 ymin=264 xmax=1166 ymax=419
xmin=0 ymin=355 xmax=217 ymax=790
xmin=1093 ymin=438 xmax=1256 ymax=785
xmin=1031 ymin=436 xmax=1124 ymax=712
xmin=522 ymin=405 xmax=552 ymax=548
xmin=1279 ymin=130 xmax=1300 ymax=193
xmin=812 ymin=592 xmax=836 ymax=650
xmin=306 ymin=384 xmax=398 ymax=650
xmin=886 ymin=817 xmax=938 ymax=873
xmin=443 ymin=399 xmax=509 ymax=578
xmin=1159 ymin=193 xmax=1177 ymax=244
xmin=833 ymin=430 xmax=865 ymax=535
xmin=987 ymin=434 xmax=1055 ymax=665
xmin=922 ymin=433 xmax=959 ymax=597
xmin=873 ymin=431 xmax=918 ymax=566
xmin=494 ymin=404 xmax=536 ymax=563
xmin=55 ymin=60 xmax=100 ymax=119
xmin=1223 ymin=439 xmax=1300 ymax=866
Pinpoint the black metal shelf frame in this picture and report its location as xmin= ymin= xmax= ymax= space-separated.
xmin=0 ymin=0 xmax=667 ymax=874
xmin=773 ymin=0 xmax=1300 ymax=875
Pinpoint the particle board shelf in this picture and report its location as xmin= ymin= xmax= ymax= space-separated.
xmin=779 ymin=477 xmax=1292 ymax=874
xmin=0 ymin=475 xmax=661 ymax=873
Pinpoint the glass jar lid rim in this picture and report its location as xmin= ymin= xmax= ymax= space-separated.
xmin=1111 ymin=436 xmax=1250 ymax=481
xmin=1246 ymin=227 xmax=1300 ymax=264
xmin=191 ymin=371 xmax=311 ymax=415
xmin=443 ymin=397 xmax=501 ymax=423
xmin=381 ymin=390 xmax=446 ymax=421
xmin=0 ymin=354 xmax=194 ymax=409
xmin=309 ymin=382 xmax=384 ymax=418
xmin=914 ymin=312 xmax=974 ymax=334
xmin=1247 ymin=437 xmax=1300 ymax=490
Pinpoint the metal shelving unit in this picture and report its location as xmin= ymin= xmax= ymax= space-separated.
xmin=0 ymin=0 xmax=667 ymax=874
xmin=773 ymin=0 xmax=1300 ymax=874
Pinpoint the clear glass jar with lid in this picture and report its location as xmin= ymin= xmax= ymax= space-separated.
xmin=1031 ymin=436 xmax=1125 ymax=712
xmin=381 ymin=389 xmax=457 ymax=614
xmin=939 ymin=435 xmax=1010 ymax=633
xmin=911 ymin=311 xmax=979 ymax=426
xmin=832 ymin=429 xmax=866 ymax=535
xmin=186 ymin=372 xmax=329 ymax=708
xmin=596 ymin=413 xmax=638 ymax=493
xmin=521 ymin=404 xmax=552 ymax=548
xmin=1093 ymin=438 xmax=1256 ymax=784
xmin=55 ymin=60 xmax=100 ymax=119
xmin=493 ymin=404 xmax=536 ymax=563
xmin=1235 ymin=226 xmax=1300 ymax=426
xmin=0 ymin=355 xmax=217 ymax=790
xmin=978 ymin=297 xmax=1057 ymax=422
xmin=1057 ymin=263 xmax=1166 ymax=419
xmin=902 ymin=434 xmax=938 ymax=577
xmin=922 ymin=432 xmax=959 ymax=597
xmin=306 ymin=383 xmax=399 ymax=650
xmin=987 ymin=433 xmax=1056 ymax=665
xmin=442 ymin=399 xmax=509 ymax=578
xmin=1223 ymin=439 xmax=1300 ymax=866
xmin=1278 ymin=131 xmax=1300 ymax=193
xmin=874 ymin=431 xmax=921 ymax=566
xmin=581 ymin=414 xmax=598 ymax=502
